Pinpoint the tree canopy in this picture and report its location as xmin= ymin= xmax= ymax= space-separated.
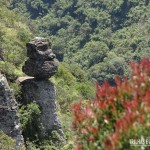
xmin=9 ymin=0 xmax=150 ymax=84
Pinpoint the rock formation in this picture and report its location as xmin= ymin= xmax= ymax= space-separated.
xmin=0 ymin=73 xmax=24 ymax=149
xmin=21 ymin=37 xmax=64 ymax=142
xmin=22 ymin=37 xmax=58 ymax=79
xmin=20 ymin=78 xmax=64 ymax=138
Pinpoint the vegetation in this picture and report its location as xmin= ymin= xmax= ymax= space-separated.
xmin=0 ymin=131 xmax=16 ymax=150
xmin=19 ymin=102 xmax=41 ymax=142
xmin=0 ymin=0 xmax=32 ymax=81
xmin=0 ymin=131 xmax=25 ymax=150
xmin=9 ymin=0 xmax=150 ymax=84
xmin=72 ymin=58 xmax=150 ymax=150
xmin=0 ymin=0 xmax=150 ymax=149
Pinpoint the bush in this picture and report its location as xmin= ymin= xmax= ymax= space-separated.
xmin=72 ymin=58 xmax=150 ymax=150
xmin=19 ymin=102 xmax=41 ymax=141
xmin=0 ymin=132 xmax=16 ymax=150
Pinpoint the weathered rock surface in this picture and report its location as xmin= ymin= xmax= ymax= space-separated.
xmin=20 ymin=78 xmax=64 ymax=138
xmin=22 ymin=59 xmax=58 ymax=79
xmin=0 ymin=73 xmax=24 ymax=148
xmin=26 ymin=40 xmax=54 ymax=60
xmin=22 ymin=37 xmax=58 ymax=79
xmin=0 ymin=48 xmax=4 ymax=61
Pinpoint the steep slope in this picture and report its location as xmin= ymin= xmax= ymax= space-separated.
xmin=0 ymin=1 xmax=32 ymax=81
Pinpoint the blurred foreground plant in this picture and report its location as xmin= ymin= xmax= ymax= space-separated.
xmin=72 ymin=58 xmax=150 ymax=150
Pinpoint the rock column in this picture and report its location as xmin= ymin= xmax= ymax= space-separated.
xmin=21 ymin=37 xmax=64 ymax=141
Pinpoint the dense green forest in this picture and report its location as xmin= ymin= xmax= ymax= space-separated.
xmin=1 ymin=0 xmax=150 ymax=149
xmin=10 ymin=0 xmax=150 ymax=84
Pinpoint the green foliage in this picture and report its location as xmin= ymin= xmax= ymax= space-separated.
xmin=118 ymin=125 xmax=150 ymax=150
xmin=10 ymin=82 xmax=22 ymax=100
xmin=0 ymin=3 xmax=32 ymax=83
xmin=0 ymin=132 xmax=16 ymax=150
xmin=17 ymin=27 xmax=31 ymax=44
xmin=19 ymin=102 xmax=41 ymax=141
xmin=0 ymin=131 xmax=25 ymax=150
xmin=72 ymin=58 xmax=150 ymax=150
xmin=51 ymin=62 xmax=94 ymax=110
xmin=3 ymin=0 xmax=150 ymax=149
xmin=35 ymin=137 xmax=74 ymax=150
xmin=77 ymin=41 xmax=109 ymax=69
xmin=0 ymin=61 xmax=24 ymax=81
xmin=9 ymin=0 xmax=150 ymax=84
xmin=54 ymin=63 xmax=76 ymax=86
xmin=49 ymin=62 xmax=94 ymax=149
xmin=89 ymin=52 xmax=127 ymax=85
xmin=75 ymin=83 xmax=95 ymax=99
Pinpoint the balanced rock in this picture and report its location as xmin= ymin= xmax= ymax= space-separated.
xmin=21 ymin=37 xmax=65 ymax=143
xmin=22 ymin=37 xmax=58 ymax=79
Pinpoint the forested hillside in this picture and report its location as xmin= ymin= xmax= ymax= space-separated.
xmin=0 ymin=1 xmax=94 ymax=149
xmin=10 ymin=0 xmax=150 ymax=84
xmin=0 ymin=0 xmax=31 ymax=80
xmin=1 ymin=0 xmax=150 ymax=149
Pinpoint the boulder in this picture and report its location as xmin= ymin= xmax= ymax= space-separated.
xmin=22 ymin=59 xmax=58 ymax=79
xmin=22 ymin=37 xmax=58 ymax=79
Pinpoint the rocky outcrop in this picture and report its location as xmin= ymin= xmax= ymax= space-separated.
xmin=0 ymin=73 xmax=24 ymax=149
xmin=22 ymin=37 xmax=58 ymax=79
xmin=21 ymin=37 xmax=64 ymax=142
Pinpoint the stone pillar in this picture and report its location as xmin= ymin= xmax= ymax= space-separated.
xmin=0 ymin=73 xmax=24 ymax=149
xmin=20 ymin=37 xmax=64 ymax=142
xmin=21 ymin=79 xmax=64 ymax=138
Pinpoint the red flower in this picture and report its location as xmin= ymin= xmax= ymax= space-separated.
xmin=84 ymin=106 xmax=94 ymax=117
xmin=76 ymin=144 xmax=82 ymax=150
xmin=104 ymin=132 xmax=119 ymax=150
xmin=123 ymin=99 xmax=139 ymax=112
xmin=142 ymin=91 xmax=150 ymax=106
xmin=89 ymin=135 xmax=95 ymax=143
xmin=88 ymin=126 xmax=99 ymax=134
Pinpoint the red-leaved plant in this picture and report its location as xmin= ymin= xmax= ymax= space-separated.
xmin=72 ymin=58 xmax=150 ymax=150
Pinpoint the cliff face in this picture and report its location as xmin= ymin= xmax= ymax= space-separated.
xmin=0 ymin=73 xmax=24 ymax=148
